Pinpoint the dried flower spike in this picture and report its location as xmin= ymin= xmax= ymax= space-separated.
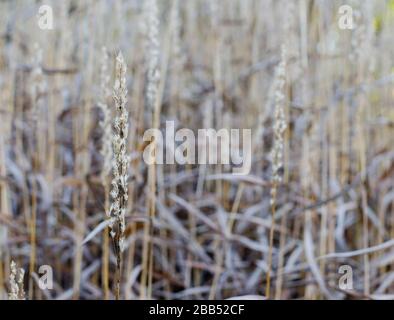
xmin=145 ymin=0 xmax=160 ymax=112
xmin=99 ymin=47 xmax=113 ymax=183
xmin=9 ymin=261 xmax=25 ymax=300
xmin=109 ymin=51 xmax=129 ymax=254
xmin=270 ymin=46 xmax=287 ymax=198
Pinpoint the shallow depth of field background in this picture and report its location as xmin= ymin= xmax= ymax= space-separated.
xmin=0 ymin=0 xmax=394 ymax=300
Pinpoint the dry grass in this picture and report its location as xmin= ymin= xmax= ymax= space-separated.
xmin=0 ymin=0 xmax=394 ymax=300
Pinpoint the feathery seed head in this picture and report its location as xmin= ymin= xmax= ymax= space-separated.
xmin=145 ymin=0 xmax=160 ymax=112
xmin=270 ymin=46 xmax=287 ymax=190
xmin=99 ymin=47 xmax=113 ymax=182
